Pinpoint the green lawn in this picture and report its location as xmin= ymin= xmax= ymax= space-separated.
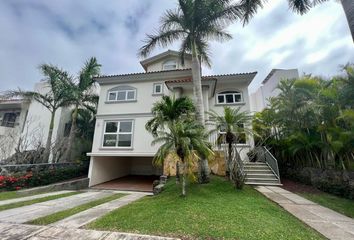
xmin=88 ymin=177 xmax=324 ymax=240
xmin=299 ymin=192 xmax=354 ymax=218
xmin=28 ymin=193 xmax=125 ymax=225
xmin=0 ymin=192 xmax=79 ymax=211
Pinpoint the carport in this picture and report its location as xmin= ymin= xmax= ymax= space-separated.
xmin=88 ymin=155 xmax=162 ymax=192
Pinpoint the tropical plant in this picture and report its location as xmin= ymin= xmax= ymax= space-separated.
xmin=146 ymin=95 xmax=195 ymax=136
xmin=6 ymin=65 xmax=73 ymax=162
xmin=152 ymin=120 xmax=213 ymax=196
xmin=62 ymin=57 xmax=101 ymax=161
xmin=253 ymin=64 xmax=354 ymax=172
xmin=139 ymin=0 xmax=244 ymax=183
xmin=146 ymin=95 xmax=195 ymax=182
xmin=239 ymin=0 xmax=354 ymax=41
xmin=208 ymin=106 xmax=252 ymax=179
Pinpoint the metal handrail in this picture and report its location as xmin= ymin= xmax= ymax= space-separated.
xmin=256 ymin=146 xmax=280 ymax=180
xmin=223 ymin=143 xmax=245 ymax=179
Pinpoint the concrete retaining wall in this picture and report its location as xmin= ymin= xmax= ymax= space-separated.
xmin=0 ymin=162 xmax=87 ymax=175
xmin=17 ymin=178 xmax=89 ymax=196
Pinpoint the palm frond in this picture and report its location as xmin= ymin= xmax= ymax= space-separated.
xmin=139 ymin=30 xmax=187 ymax=57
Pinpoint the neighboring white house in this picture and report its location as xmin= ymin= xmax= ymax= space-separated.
xmin=0 ymin=81 xmax=71 ymax=162
xmin=250 ymin=69 xmax=299 ymax=112
xmin=87 ymin=50 xmax=257 ymax=187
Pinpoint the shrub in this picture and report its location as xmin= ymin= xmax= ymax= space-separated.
xmin=0 ymin=165 xmax=88 ymax=192
xmin=283 ymin=167 xmax=354 ymax=200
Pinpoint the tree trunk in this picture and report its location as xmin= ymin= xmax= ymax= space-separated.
xmin=181 ymin=160 xmax=186 ymax=197
xmin=43 ymin=110 xmax=56 ymax=163
xmin=191 ymin=40 xmax=210 ymax=184
xmin=63 ymin=105 xmax=78 ymax=162
xmin=341 ymin=0 xmax=354 ymax=42
xmin=226 ymin=142 xmax=232 ymax=179
xmin=176 ymin=161 xmax=180 ymax=184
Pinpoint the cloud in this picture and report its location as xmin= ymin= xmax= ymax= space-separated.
xmin=0 ymin=0 xmax=352 ymax=94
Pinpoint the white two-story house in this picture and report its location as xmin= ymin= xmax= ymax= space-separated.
xmin=87 ymin=50 xmax=257 ymax=188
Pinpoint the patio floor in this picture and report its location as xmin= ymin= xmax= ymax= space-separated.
xmin=92 ymin=175 xmax=159 ymax=192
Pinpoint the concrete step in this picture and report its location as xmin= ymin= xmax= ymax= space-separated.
xmin=245 ymin=169 xmax=273 ymax=174
xmin=244 ymin=166 xmax=270 ymax=170
xmin=246 ymin=173 xmax=277 ymax=179
xmin=244 ymin=162 xmax=267 ymax=166
xmin=245 ymin=182 xmax=283 ymax=186
xmin=245 ymin=178 xmax=279 ymax=183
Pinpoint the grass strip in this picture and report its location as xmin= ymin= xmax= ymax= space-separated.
xmin=28 ymin=193 xmax=125 ymax=225
xmin=0 ymin=191 xmax=42 ymax=201
xmin=299 ymin=192 xmax=354 ymax=219
xmin=0 ymin=192 xmax=79 ymax=211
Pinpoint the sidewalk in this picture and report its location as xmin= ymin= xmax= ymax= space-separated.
xmin=256 ymin=186 xmax=354 ymax=240
xmin=0 ymin=222 xmax=179 ymax=240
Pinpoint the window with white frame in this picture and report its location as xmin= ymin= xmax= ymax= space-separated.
xmin=107 ymin=86 xmax=136 ymax=102
xmin=163 ymin=60 xmax=177 ymax=70
xmin=216 ymin=91 xmax=243 ymax=104
xmin=153 ymin=83 xmax=163 ymax=94
xmin=103 ymin=120 xmax=133 ymax=147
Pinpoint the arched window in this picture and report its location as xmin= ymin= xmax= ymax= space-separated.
xmin=216 ymin=90 xmax=243 ymax=104
xmin=163 ymin=60 xmax=177 ymax=70
xmin=107 ymin=86 xmax=137 ymax=102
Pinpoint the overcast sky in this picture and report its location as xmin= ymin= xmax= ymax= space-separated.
xmin=0 ymin=0 xmax=353 ymax=93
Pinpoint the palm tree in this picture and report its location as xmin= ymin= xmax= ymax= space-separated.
xmin=62 ymin=57 xmax=101 ymax=161
xmin=6 ymin=65 xmax=73 ymax=162
xmin=146 ymin=95 xmax=195 ymax=136
xmin=152 ymin=120 xmax=213 ymax=196
xmin=146 ymin=95 xmax=195 ymax=182
xmin=208 ymin=106 xmax=252 ymax=179
xmin=139 ymin=0 xmax=243 ymax=183
xmin=240 ymin=0 xmax=354 ymax=42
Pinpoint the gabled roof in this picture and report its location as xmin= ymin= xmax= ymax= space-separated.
xmin=139 ymin=50 xmax=192 ymax=71
xmin=262 ymin=69 xmax=298 ymax=84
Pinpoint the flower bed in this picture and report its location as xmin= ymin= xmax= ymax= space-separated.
xmin=0 ymin=165 xmax=88 ymax=191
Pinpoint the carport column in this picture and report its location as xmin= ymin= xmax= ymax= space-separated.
xmin=88 ymin=156 xmax=95 ymax=187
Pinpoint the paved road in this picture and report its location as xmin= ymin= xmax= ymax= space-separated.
xmin=256 ymin=186 xmax=354 ymax=240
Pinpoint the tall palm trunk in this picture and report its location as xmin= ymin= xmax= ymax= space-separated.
xmin=342 ymin=0 xmax=354 ymax=42
xmin=191 ymin=41 xmax=210 ymax=183
xmin=43 ymin=110 xmax=56 ymax=163
xmin=181 ymin=158 xmax=186 ymax=197
xmin=226 ymin=142 xmax=232 ymax=179
xmin=63 ymin=104 xmax=78 ymax=162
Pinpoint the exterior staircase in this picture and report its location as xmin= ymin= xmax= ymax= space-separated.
xmin=244 ymin=162 xmax=282 ymax=186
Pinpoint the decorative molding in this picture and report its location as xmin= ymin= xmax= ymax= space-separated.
xmin=96 ymin=113 xmax=153 ymax=119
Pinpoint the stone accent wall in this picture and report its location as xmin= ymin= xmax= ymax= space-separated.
xmin=163 ymin=151 xmax=226 ymax=176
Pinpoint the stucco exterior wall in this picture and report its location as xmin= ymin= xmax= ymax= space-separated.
xmin=25 ymin=81 xmax=72 ymax=153
xmin=251 ymin=69 xmax=299 ymax=112
xmin=146 ymin=57 xmax=192 ymax=72
xmin=97 ymin=81 xmax=167 ymax=115
xmin=91 ymin=116 xmax=159 ymax=154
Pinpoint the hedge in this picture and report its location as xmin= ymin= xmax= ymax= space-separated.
xmin=284 ymin=167 xmax=354 ymax=200
xmin=0 ymin=165 xmax=88 ymax=191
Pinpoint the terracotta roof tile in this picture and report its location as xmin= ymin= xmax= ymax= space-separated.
xmin=95 ymin=68 xmax=192 ymax=79
xmin=165 ymin=72 xmax=257 ymax=84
